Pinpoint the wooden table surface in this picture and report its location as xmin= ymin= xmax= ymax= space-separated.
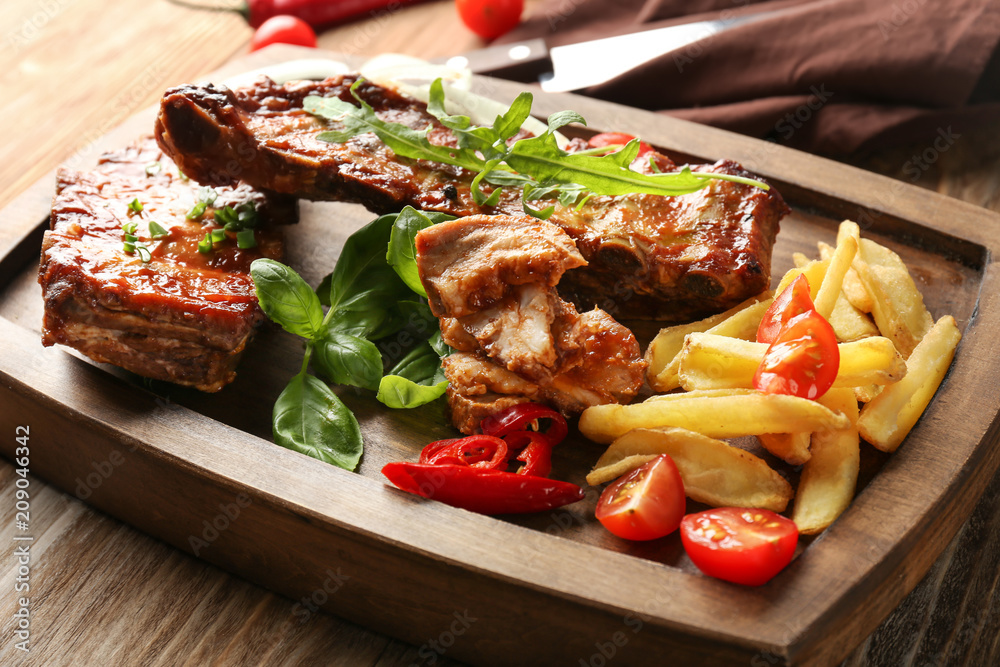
xmin=2 ymin=1 xmax=999 ymax=665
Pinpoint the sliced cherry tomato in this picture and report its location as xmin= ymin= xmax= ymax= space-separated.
xmin=595 ymin=455 xmax=686 ymax=541
xmin=754 ymin=309 xmax=840 ymax=400
xmin=249 ymin=15 xmax=317 ymax=51
xmin=756 ymin=274 xmax=814 ymax=344
xmin=680 ymin=508 xmax=798 ymax=586
xmin=480 ymin=402 xmax=567 ymax=446
xmin=455 ymin=0 xmax=523 ymax=41
xmin=588 ymin=132 xmax=655 ymax=157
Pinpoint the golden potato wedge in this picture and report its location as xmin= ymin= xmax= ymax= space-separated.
xmin=648 ymin=295 xmax=772 ymax=392
xmin=814 ymin=235 xmax=858 ymax=320
xmin=858 ymin=316 xmax=962 ymax=452
xmin=586 ymin=428 xmax=793 ymax=512
xmin=758 ymin=432 xmax=812 ymax=466
xmin=675 ymin=333 xmax=906 ymax=391
xmin=853 ymin=237 xmax=933 ymax=357
xmin=833 ymin=222 xmax=875 ymax=313
xmin=793 ymin=388 xmax=860 ymax=534
xmin=579 ymin=389 xmax=851 ymax=444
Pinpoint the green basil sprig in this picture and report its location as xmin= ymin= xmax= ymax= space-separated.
xmin=250 ymin=207 xmax=454 ymax=470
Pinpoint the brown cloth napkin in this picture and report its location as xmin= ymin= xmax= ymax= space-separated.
xmin=496 ymin=0 xmax=1000 ymax=155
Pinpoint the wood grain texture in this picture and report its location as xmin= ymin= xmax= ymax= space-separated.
xmin=1 ymin=1 xmax=999 ymax=665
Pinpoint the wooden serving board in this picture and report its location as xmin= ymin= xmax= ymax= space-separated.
xmin=2 ymin=47 xmax=998 ymax=666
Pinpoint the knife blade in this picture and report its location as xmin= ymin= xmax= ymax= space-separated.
xmin=443 ymin=12 xmax=772 ymax=92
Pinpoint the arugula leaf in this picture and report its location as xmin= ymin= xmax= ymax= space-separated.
xmin=304 ymin=80 xmax=484 ymax=173
xmin=304 ymin=78 xmax=770 ymax=222
xmin=386 ymin=207 xmax=454 ymax=296
xmin=312 ymin=330 xmax=383 ymax=391
xmin=272 ymin=373 xmax=363 ymax=471
xmin=250 ymin=259 xmax=325 ymax=339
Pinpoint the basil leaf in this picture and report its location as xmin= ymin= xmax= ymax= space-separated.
xmin=325 ymin=214 xmax=410 ymax=311
xmin=388 ymin=341 xmax=441 ymax=382
xmin=326 ymin=305 xmax=391 ymax=338
xmin=250 ymin=258 xmax=325 ymax=339
xmin=428 ymin=329 xmax=453 ymax=358
xmin=272 ymin=373 xmax=363 ymax=471
xmin=376 ymin=373 xmax=448 ymax=409
xmin=386 ymin=207 xmax=454 ymax=296
xmin=312 ymin=330 xmax=383 ymax=391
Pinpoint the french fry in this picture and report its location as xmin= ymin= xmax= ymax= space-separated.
xmin=776 ymin=259 xmax=828 ymax=298
xmin=675 ymin=333 xmax=906 ymax=391
xmin=793 ymin=388 xmax=860 ymax=534
xmin=758 ymin=432 xmax=812 ymax=466
xmin=814 ymin=235 xmax=858 ymax=320
xmin=647 ymin=294 xmax=772 ymax=392
xmin=853 ymin=237 xmax=933 ymax=357
xmin=586 ymin=428 xmax=793 ymax=512
xmin=827 ymin=292 xmax=880 ymax=342
xmin=833 ymin=222 xmax=874 ymax=313
xmin=792 ymin=252 xmax=812 ymax=268
xmin=858 ymin=316 xmax=962 ymax=452
xmin=578 ymin=389 xmax=851 ymax=444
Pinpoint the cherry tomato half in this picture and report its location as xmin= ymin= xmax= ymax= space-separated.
xmin=250 ymin=15 xmax=317 ymax=52
xmin=595 ymin=455 xmax=686 ymax=541
xmin=456 ymin=0 xmax=523 ymax=41
xmin=680 ymin=508 xmax=798 ymax=586
xmin=756 ymin=274 xmax=814 ymax=344
xmin=588 ymin=132 xmax=655 ymax=157
xmin=754 ymin=309 xmax=840 ymax=400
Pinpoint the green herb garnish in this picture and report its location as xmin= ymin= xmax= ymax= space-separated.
xmin=236 ymin=228 xmax=256 ymax=249
xmin=250 ymin=207 xmax=453 ymax=471
xmin=303 ymin=78 xmax=769 ymax=220
xmin=187 ymin=187 xmax=218 ymax=220
xmin=136 ymin=245 xmax=151 ymax=263
xmin=144 ymin=161 xmax=161 ymax=177
xmin=148 ymin=220 xmax=169 ymax=239
xmin=128 ymin=198 xmax=144 ymax=214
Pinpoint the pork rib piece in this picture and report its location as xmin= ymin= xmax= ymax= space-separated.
xmin=155 ymin=75 xmax=788 ymax=320
xmin=416 ymin=215 xmax=646 ymax=434
xmin=39 ymin=136 xmax=296 ymax=391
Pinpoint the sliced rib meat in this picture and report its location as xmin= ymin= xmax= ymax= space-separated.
xmin=155 ymin=75 xmax=787 ymax=320
xmin=417 ymin=215 xmax=646 ymax=433
xmin=39 ymin=136 xmax=296 ymax=391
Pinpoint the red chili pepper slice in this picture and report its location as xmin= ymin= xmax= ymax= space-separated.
xmin=480 ymin=402 xmax=568 ymax=446
xmin=419 ymin=435 xmax=509 ymax=470
xmin=501 ymin=430 xmax=552 ymax=478
xmin=382 ymin=463 xmax=585 ymax=515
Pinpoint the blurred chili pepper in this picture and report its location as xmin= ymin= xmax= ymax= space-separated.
xmin=168 ymin=0 xmax=426 ymax=29
xmin=419 ymin=435 xmax=508 ymax=470
xmin=480 ymin=402 xmax=568 ymax=447
xmin=382 ymin=463 xmax=585 ymax=515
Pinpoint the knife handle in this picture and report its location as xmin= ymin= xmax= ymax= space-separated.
xmin=441 ymin=39 xmax=550 ymax=82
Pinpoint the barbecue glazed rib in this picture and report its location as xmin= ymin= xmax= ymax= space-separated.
xmin=416 ymin=215 xmax=646 ymax=433
xmin=39 ymin=137 xmax=296 ymax=391
xmin=155 ymin=75 xmax=789 ymax=320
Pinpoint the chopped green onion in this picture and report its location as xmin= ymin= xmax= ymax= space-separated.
xmin=211 ymin=228 xmax=227 ymax=243
xmin=123 ymin=241 xmax=135 ymax=253
xmin=187 ymin=202 xmax=207 ymax=220
xmin=124 ymin=233 xmax=139 ymax=243
xmin=198 ymin=233 xmax=213 ymax=254
xmin=128 ymin=198 xmax=143 ymax=214
xmin=136 ymin=245 xmax=152 ymax=263
xmin=177 ymin=168 xmax=189 ymax=182
xmin=148 ymin=220 xmax=169 ymax=239
xmin=122 ymin=221 xmax=138 ymax=235
xmin=236 ymin=228 xmax=256 ymax=249
xmin=214 ymin=205 xmax=238 ymax=228
xmin=144 ymin=161 xmax=161 ymax=177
